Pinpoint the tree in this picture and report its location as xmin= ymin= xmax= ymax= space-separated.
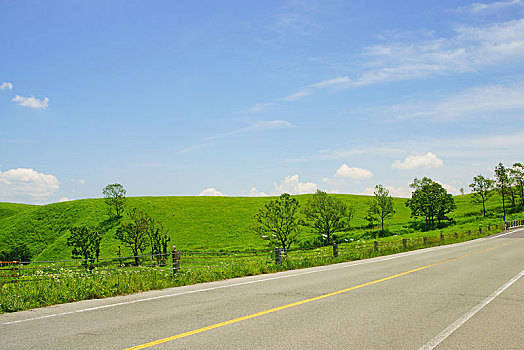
xmin=494 ymin=163 xmax=510 ymax=219
xmin=302 ymin=189 xmax=353 ymax=245
xmin=103 ymin=183 xmax=126 ymax=219
xmin=116 ymin=208 xmax=150 ymax=266
xmin=469 ymin=174 xmax=495 ymax=217
xmin=253 ymin=193 xmax=301 ymax=250
xmin=367 ymin=185 xmax=395 ymax=237
xmin=510 ymin=162 xmax=524 ymax=208
xmin=405 ymin=177 xmax=456 ymax=229
xmin=147 ymin=220 xmax=170 ymax=265
xmin=0 ymin=243 xmax=32 ymax=263
xmin=66 ymin=226 xmax=102 ymax=270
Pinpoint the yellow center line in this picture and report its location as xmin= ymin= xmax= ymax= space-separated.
xmin=124 ymin=243 xmax=507 ymax=350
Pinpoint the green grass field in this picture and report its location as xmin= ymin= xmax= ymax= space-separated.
xmin=0 ymin=191 xmax=519 ymax=262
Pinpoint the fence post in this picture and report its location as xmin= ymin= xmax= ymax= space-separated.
xmin=468 ymin=230 xmax=472 ymax=235
xmin=333 ymin=242 xmax=339 ymax=258
xmin=402 ymin=239 xmax=407 ymax=249
xmin=423 ymin=237 xmax=428 ymax=245
xmin=495 ymin=224 xmax=498 ymax=230
xmin=479 ymin=226 xmax=482 ymax=234
xmin=440 ymin=233 xmax=444 ymax=242
xmin=454 ymin=232 xmax=458 ymax=239
xmin=275 ymin=247 xmax=282 ymax=265
xmin=488 ymin=224 xmax=491 ymax=231
xmin=172 ymin=246 xmax=180 ymax=274
xmin=374 ymin=241 xmax=379 ymax=254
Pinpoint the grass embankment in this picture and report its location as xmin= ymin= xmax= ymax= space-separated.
xmin=0 ymin=225 xmax=504 ymax=313
xmin=0 ymin=192 xmax=513 ymax=260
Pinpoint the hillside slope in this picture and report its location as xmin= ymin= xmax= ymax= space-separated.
xmin=0 ymin=193 xmax=508 ymax=261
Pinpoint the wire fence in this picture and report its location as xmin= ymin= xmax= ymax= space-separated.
xmin=0 ymin=222 xmax=505 ymax=286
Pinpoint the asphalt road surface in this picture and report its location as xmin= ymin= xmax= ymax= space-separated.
xmin=1 ymin=228 xmax=523 ymax=349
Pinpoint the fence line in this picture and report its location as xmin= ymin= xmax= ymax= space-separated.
xmin=505 ymin=219 xmax=524 ymax=230
xmin=0 ymin=222 xmax=510 ymax=285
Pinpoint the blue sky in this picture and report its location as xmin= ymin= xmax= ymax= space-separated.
xmin=1 ymin=0 xmax=524 ymax=204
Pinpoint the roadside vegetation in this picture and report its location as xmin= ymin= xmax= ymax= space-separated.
xmin=1 ymin=161 xmax=523 ymax=313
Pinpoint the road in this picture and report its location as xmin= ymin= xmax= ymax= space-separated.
xmin=1 ymin=229 xmax=523 ymax=349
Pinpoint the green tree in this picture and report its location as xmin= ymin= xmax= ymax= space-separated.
xmin=116 ymin=208 xmax=150 ymax=266
xmin=367 ymin=185 xmax=395 ymax=237
xmin=469 ymin=174 xmax=495 ymax=217
xmin=510 ymin=162 xmax=524 ymax=208
xmin=147 ymin=220 xmax=170 ymax=265
xmin=494 ymin=163 xmax=510 ymax=219
xmin=302 ymin=189 xmax=353 ymax=245
xmin=0 ymin=243 xmax=32 ymax=263
xmin=406 ymin=177 xmax=456 ymax=229
xmin=66 ymin=226 xmax=102 ymax=270
xmin=103 ymin=183 xmax=126 ymax=219
xmin=253 ymin=193 xmax=301 ymax=250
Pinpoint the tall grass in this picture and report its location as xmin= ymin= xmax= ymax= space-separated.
xmin=0 ymin=224 xmax=504 ymax=313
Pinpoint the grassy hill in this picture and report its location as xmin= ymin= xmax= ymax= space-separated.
xmin=0 ymin=192 xmax=515 ymax=261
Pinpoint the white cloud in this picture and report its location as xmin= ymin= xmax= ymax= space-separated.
xmin=392 ymin=152 xmax=444 ymax=170
xmin=361 ymin=185 xmax=412 ymax=198
xmin=199 ymin=188 xmax=224 ymax=196
xmin=71 ymin=179 xmax=86 ymax=185
xmin=279 ymin=76 xmax=350 ymax=103
xmin=357 ymin=19 xmax=524 ymax=85
xmin=334 ymin=164 xmax=373 ymax=179
xmin=12 ymin=95 xmax=49 ymax=109
xmin=274 ymin=174 xmax=317 ymax=195
xmin=437 ymin=181 xmax=461 ymax=196
xmin=59 ymin=197 xmax=70 ymax=202
xmin=374 ymin=82 xmax=524 ymax=121
xmin=247 ymin=187 xmax=268 ymax=197
xmin=0 ymin=82 xmax=13 ymax=90
xmin=247 ymin=17 xmax=524 ymax=112
xmin=309 ymin=76 xmax=351 ymax=88
xmin=178 ymin=143 xmax=208 ymax=154
xmin=243 ymin=102 xmax=274 ymax=113
xmin=0 ymin=168 xmax=60 ymax=203
xmin=280 ymin=91 xmax=311 ymax=102
xmin=470 ymin=0 xmax=523 ymax=13
xmin=204 ymin=120 xmax=293 ymax=140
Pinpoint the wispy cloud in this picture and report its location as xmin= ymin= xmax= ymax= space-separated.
xmin=204 ymin=120 xmax=293 ymax=141
xmin=12 ymin=95 xmax=49 ymax=109
xmin=249 ymin=17 xmax=524 ymax=112
xmin=288 ymin=145 xmax=403 ymax=163
xmin=356 ymin=18 xmax=524 ymax=85
xmin=309 ymin=76 xmax=351 ymax=89
xmin=267 ymin=0 xmax=322 ymax=39
xmin=0 ymin=82 xmax=13 ymax=90
xmin=179 ymin=120 xmax=293 ymax=154
xmin=178 ymin=143 xmax=209 ymax=154
xmin=243 ymin=102 xmax=274 ymax=113
xmin=279 ymin=91 xmax=311 ymax=102
xmin=362 ymin=82 xmax=524 ymax=121
xmin=290 ymin=130 xmax=524 ymax=166
xmin=466 ymin=0 xmax=524 ymax=14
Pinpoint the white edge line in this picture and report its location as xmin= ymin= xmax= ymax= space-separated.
xmin=0 ymin=237 xmax=491 ymax=325
xmin=419 ymin=269 xmax=524 ymax=350
xmin=489 ymin=227 xmax=524 ymax=239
